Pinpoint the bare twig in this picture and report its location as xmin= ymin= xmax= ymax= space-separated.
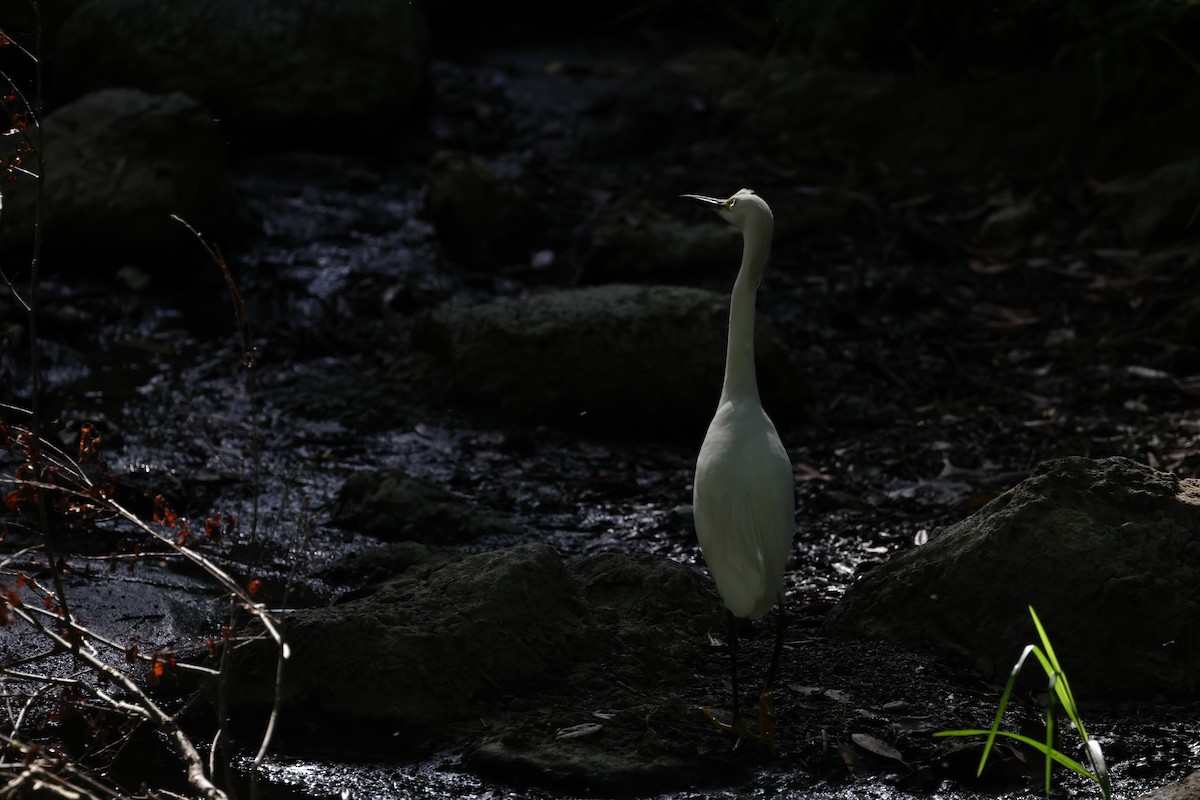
xmin=6 ymin=601 xmax=230 ymax=800
xmin=171 ymin=213 xmax=289 ymax=800
xmin=0 ymin=8 xmax=281 ymax=798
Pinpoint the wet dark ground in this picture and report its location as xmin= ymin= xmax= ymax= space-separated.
xmin=4 ymin=32 xmax=1200 ymax=800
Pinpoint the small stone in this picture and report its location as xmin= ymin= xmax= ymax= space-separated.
xmin=331 ymin=468 xmax=521 ymax=543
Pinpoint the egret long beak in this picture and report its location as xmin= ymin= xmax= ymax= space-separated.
xmin=680 ymin=193 xmax=726 ymax=208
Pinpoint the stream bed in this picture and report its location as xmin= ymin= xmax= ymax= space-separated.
xmin=4 ymin=32 xmax=1200 ymax=800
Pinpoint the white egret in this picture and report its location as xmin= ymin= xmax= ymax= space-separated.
xmin=685 ymin=188 xmax=795 ymax=750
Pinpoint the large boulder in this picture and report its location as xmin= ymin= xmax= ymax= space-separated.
xmin=823 ymin=457 xmax=1200 ymax=698
xmin=53 ymin=0 xmax=429 ymax=147
xmin=230 ymin=543 xmax=595 ymax=730
xmin=0 ymin=88 xmax=235 ymax=270
xmin=412 ymin=283 xmax=808 ymax=436
xmin=228 ymin=542 xmax=731 ymax=791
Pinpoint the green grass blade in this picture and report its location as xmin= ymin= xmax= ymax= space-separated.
xmin=934 ymin=729 xmax=1100 ymax=784
xmin=1029 ymin=606 xmax=1088 ymax=739
xmin=937 ymin=608 xmax=1112 ymax=799
xmin=1045 ymin=670 xmax=1057 ymax=795
xmin=1086 ymin=739 xmax=1113 ymax=800
xmin=966 ymin=643 xmax=1038 ymax=776
xmin=988 ymin=731 xmax=1100 ymax=783
xmin=1029 ymin=606 xmax=1061 ymax=672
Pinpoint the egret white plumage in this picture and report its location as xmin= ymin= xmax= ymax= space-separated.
xmin=685 ymin=188 xmax=795 ymax=750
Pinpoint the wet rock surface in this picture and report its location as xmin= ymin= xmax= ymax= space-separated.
xmin=824 ymin=456 xmax=1200 ymax=698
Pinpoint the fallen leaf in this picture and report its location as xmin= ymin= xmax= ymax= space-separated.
xmin=986 ymin=306 xmax=1039 ymax=330
xmin=852 ymin=732 xmax=905 ymax=763
xmin=556 ymin=723 xmax=603 ymax=740
xmin=795 ymin=462 xmax=831 ymax=482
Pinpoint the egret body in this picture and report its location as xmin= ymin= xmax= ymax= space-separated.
xmin=685 ymin=188 xmax=794 ymax=748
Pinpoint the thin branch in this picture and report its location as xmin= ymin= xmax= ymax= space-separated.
xmin=13 ymin=601 xmax=221 ymax=677
xmin=7 ymin=602 xmax=229 ymax=800
xmin=0 ymin=31 xmax=38 ymax=65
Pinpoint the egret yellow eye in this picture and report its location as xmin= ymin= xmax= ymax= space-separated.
xmin=725 ymin=198 xmax=737 ymax=210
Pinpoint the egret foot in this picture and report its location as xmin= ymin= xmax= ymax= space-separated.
xmin=699 ymin=706 xmax=751 ymax=747
xmin=699 ymin=706 xmax=775 ymax=753
xmin=757 ymin=690 xmax=778 ymax=755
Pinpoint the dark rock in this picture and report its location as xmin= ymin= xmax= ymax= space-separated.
xmin=412 ymin=283 xmax=807 ymax=436
xmin=230 ymin=543 xmax=595 ymax=730
xmin=1136 ymin=769 xmax=1200 ymax=800
xmin=317 ymin=541 xmax=463 ymax=597
xmin=468 ymin=552 xmax=732 ymax=795
xmin=331 ymin=468 xmax=521 ymax=543
xmin=53 ymin=0 xmax=429 ymax=147
xmin=578 ymin=197 xmax=738 ymax=281
xmin=1120 ymin=158 xmax=1200 ymax=246
xmin=425 ymin=150 xmax=542 ymax=267
xmin=823 ymin=456 xmax=1200 ymax=698
xmin=227 ymin=542 xmax=732 ymax=784
xmin=570 ymin=551 xmax=722 ymax=639
xmin=0 ymin=88 xmax=235 ymax=271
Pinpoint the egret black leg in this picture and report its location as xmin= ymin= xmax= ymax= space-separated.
xmin=699 ymin=610 xmax=751 ymax=741
xmin=727 ymin=609 xmax=742 ymax=725
xmin=753 ymin=598 xmax=786 ymax=755
xmin=766 ymin=597 xmax=785 ymax=690
xmin=703 ymin=607 xmax=781 ymax=750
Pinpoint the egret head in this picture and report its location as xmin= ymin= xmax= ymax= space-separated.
xmin=682 ymin=188 xmax=774 ymax=281
xmin=681 ymin=188 xmax=773 ymax=234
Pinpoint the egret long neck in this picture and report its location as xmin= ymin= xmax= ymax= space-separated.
xmin=720 ymin=223 xmax=772 ymax=404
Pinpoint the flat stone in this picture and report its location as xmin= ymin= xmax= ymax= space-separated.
xmin=412 ymin=283 xmax=806 ymax=436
